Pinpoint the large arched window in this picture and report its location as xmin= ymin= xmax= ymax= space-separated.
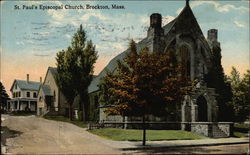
xmin=179 ymin=46 xmax=191 ymax=78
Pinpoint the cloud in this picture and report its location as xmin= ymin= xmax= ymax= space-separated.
xmin=16 ymin=41 xmax=25 ymax=45
xmin=65 ymin=34 xmax=71 ymax=38
xmin=33 ymin=32 xmax=51 ymax=36
xmin=47 ymin=9 xmax=64 ymax=20
xmin=234 ymin=20 xmax=245 ymax=28
xmin=80 ymin=12 xmax=108 ymax=22
xmin=189 ymin=1 xmax=249 ymax=13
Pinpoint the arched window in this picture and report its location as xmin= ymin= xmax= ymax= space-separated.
xmin=179 ymin=46 xmax=191 ymax=78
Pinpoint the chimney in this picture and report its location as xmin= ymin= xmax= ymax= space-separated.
xmin=27 ymin=74 xmax=29 ymax=82
xmin=147 ymin=13 xmax=163 ymax=37
xmin=40 ymin=77 xmax=42 ymax=83
xmin=150 ymin=13 xmax=162 ymax=29
xmin=207 ymin=29 xmax=218 ymax=42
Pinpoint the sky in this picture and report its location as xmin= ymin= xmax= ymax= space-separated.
xmin=0 ymin=0 xmax=249 ymax=96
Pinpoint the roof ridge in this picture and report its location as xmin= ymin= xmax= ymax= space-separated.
xmin=16 ymin=79 xmax=42 ymax=83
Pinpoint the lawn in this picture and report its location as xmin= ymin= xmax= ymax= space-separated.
xmin=44 ymin=116 xmax=87 ymax=128
xmin=88 ymin=128 xmax=206 ymax=141
xmin=233 ymin=123 xmax=249 ymax=138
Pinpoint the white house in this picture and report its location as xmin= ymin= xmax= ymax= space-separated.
xmin=37 ymin=67 xmax=70 ymax=116
xmin=7 ymin=74 xmax=42 ymax=112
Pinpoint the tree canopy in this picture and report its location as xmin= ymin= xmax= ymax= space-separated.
xmin=55 ymin=25 xmax=98 ymax=120
xmin=205 ymin=45 xmax=233 ymax=121
xmin=71 ymin=25 xmax=98 ymax=121
xmin=227 ymin=67 xmax=250 ymax=122
xmin=0 ymin=82 xmax=10 ymax=110
xmin=99 ymin=40 xmax=193 ymax=117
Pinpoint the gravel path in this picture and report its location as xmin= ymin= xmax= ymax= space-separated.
xmin=1 ymin=115 xmax=122 ymax=154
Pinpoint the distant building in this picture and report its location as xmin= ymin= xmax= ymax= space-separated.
xmin=7 ymin=74 xmax=42 ymax=112
xmin=37 ymin=67 xmax=73 ymax=116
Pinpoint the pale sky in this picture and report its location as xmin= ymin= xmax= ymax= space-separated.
xmin=1 ymin=0 xmax=249 ymax=95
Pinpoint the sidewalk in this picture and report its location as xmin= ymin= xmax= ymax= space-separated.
xmin=109 ymin=137 xmax=250 ymax=151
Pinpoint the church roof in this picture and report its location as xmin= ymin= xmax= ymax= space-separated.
xmin=88 ymin=4 xmax=196 ymax=94
xmin=88 ymin=38 xmax=150 ymax=93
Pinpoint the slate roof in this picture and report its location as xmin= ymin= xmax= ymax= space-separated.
xmin=48 ymin=67 xmax=57 ymax=77
xmin=88 ymin=12 xmax=180 ymax=94
xmin=41 ymin=85 xmax=52 ymax=96
xmin=88 ymin=38 xmax=152 ymax=93
xmin=11 ymin=80 xmax=42 ymax=91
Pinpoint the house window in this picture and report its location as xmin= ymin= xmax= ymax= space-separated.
xmin=13 ymin=93 xmax=15 ymax=98
xmin=33 ymin=92 xmax=37 ymax=98
xmin=27 ymin=92 xmax=30 ymax=98
xmin=19 ymin=92 xmax=21 ymax=97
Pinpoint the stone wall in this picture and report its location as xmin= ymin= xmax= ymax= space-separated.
xmin=190 ymin=122 xmax=233 ymax=137
xmin=191 ymin=123 xmax=210 ymax=137
xmin=217 ymin=122 xmax=233 ymax=137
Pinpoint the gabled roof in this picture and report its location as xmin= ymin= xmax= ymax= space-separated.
xmin=48 ymin=67 xmax=57 ymax=77
xmin=42 ymin=67 xmax=57 ymax=86
xmin=40 ymin=85 xmax=53 ymax=96
xmin=10 ymin=80 xmax=42 ymax=91
xmin=88 ymin=3 xmax=211 ymax=94
xmin=88 ymin=6 xmax=187 ymax=94
xmin=88 ymin=38 xmax=150 ymax=93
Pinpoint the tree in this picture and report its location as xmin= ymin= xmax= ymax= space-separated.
xmin=99 ymin=40 xmax=193 ymax=145
xmin=205 ymin=45 xmax=233 ymax=121
xmin=55 ymin=25 xmax=98 ymax=121
xmin=70 ymin=25 xmax=98 ymax=121
xmin=55 ymin=48 xmax=78 ymax=120
xmin=228 ymin=67 xmax=250 ymax=121
xmin=0 ymin=82 xmax=10 ymax=110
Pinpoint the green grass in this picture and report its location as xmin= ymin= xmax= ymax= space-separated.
xmin=44 ymin=116 xmax=87 ymax=128
xmin=233 ymin=132 xmax=248 ymax=138
xmin=88 ymin=128 xmax=206 ymax=141
xmin=233 ymin=123 xmax=249 ymax=138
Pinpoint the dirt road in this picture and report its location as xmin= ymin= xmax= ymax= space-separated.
xmin=1 ymin=115 xmax=121 ymax=154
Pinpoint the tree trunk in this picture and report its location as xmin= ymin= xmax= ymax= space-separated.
xmin=142 ymin=114 xmax=146 ymax=146
xmin=82 ymin=102 xmax=86 ymax=122
xmin=69 ymin=103 xmax=73 ymax=121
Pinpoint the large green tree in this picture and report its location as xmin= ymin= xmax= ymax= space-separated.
xmin=228 ymin=67 xmax=250 ymax=121
xmin=0 ymin=82 xmax=10 ymax=110
xmin=99 ymin=40 xmax=193 ymax=145
xmin=56 ymin=48 xmax=78 ymax=120
xmin=55 ymin=25 xmax=98 ymax=121
xmin=71 ymin=25 xmax=98 ymax=121
xmin=205 ymin=45 xmax=233 ymax=121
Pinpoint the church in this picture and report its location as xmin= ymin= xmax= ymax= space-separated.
xmin=87 ymin=0 xmax=233 ymax=137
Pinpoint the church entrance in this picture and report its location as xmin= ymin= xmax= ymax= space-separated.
xmin=197 ymin=96 xmax=208 ymax=122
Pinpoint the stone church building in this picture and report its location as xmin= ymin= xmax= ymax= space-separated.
xmin=88 ymin=1 xmax=233 ymax=137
